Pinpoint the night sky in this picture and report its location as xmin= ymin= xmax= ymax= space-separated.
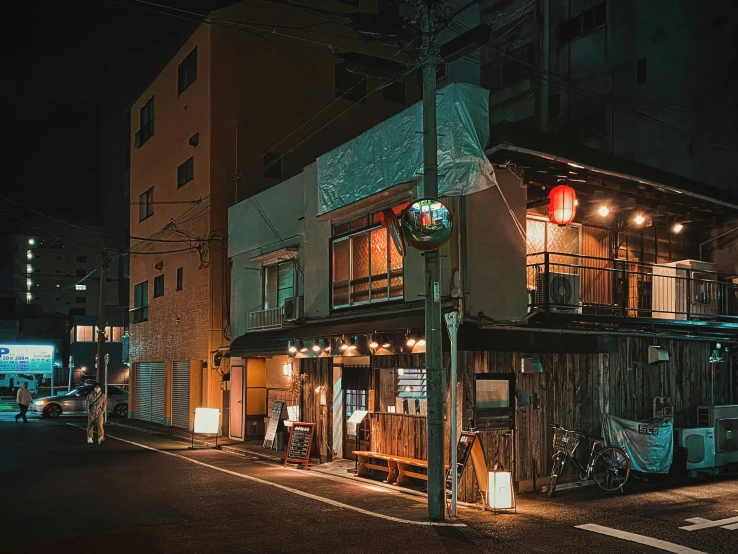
xmin=3 ymin=1 xmax=232 ymax=228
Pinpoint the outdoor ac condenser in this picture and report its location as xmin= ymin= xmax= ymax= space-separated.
xmin=282 ymin=296 xmax=304 ymax=322
xmin=674 ymin=428 xmax=716 ymax=470
xmin=697 ymin=405 xmax=738 ymax=466
xmin=535 ymin=271 xmax=582 ymax=313
xmin=651 ymin=260 xmax=718 ymax=320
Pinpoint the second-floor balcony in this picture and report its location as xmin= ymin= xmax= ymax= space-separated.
xmin=247 ymin=307 xmax=284 ymax=332
xmin=528 ymin=252 xmax=738 ymax=322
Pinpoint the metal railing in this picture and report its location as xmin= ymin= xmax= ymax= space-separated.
xmin=527 ymin=252 xmax=738 ymax=321
xmin=247 ymin=307 xmax=283 ymax=331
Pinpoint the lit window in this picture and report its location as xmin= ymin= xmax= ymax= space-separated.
xmin=75 ymin=284 xmax=87 ymax=291
xmin=26 ymin=292 xmax=32 ymax=303
xmin=27 ymin=250 xmax=33 ymax=260
xmin=76 ymin=326 xmax=94 ymax=342
xmin=26 ymin=279 xmax=32 ymax=289
xmin=27 ymin=265 xmax=32 ymax=273
xmin=28 ymin=238 xmax=35 ymax=245
xmin=112 ymin=327 xmax=123 ymax=342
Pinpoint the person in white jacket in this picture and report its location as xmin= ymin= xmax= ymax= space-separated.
xmin=86 ymin=383 xmax=107 ymax=444
xmin=15 ymin=382 xmax=32 ymax=423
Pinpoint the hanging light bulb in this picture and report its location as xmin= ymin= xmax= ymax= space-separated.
xmin=298 ymin=340 xmax=307 ymax=353
xmin=347 ymin=336 xmax=357 ymax=350
xmin=381 ymin=334 xmax=391 ymax=349
xmin=672 ymin=222 xmax=683 ymax=234
xmin=323 ymin=339 xmax=331 ymax=352
xmin=417 ymin=338 xmax=426 ymax=347
xmin=633 ymin=213 xmax=646 ymax=226
xmin=288 ymin=340 xmax=297 ymax=354
xmin=598 ymin=205 xmax=610 ymax=217
xmin=406 ymin=332 xmax=416 ymax=347
xmin=340 ymin=336 xmax=349 ymax=351
xmin=311 ymin=341 xmax=321 ymax=353
xmin=369 ymin=333 xmax=379 ymax=349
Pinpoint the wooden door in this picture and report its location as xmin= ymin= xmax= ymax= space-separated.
xmin=230 ymin=365 xmax=244 ymax=440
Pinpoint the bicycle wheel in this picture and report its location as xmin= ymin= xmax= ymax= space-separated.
xmin=592 ymin=446 xmax=630 ymax=492
xmin=548 ymin=453 xmax=567 ymax=497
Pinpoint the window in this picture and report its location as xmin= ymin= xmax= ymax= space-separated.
xmin=636 ymin=58 xmax=648 ymax=85
xmin=263 ymin=261 xmax=294 ymax=310
xmin=560 ymin=1 xmax=607 ymax=45
xmin=176 ymin=267 xmax=183 ymax=291
xmin=396 ymin=368 xmax=427 ymax=399
xmin=76 ymin=326 xmax=94 ymax=342
xmin=382 ymin=81 xmax=405 ymax=104
xmin=335 ymin=64 xmax=367 ymax=103
xmin=154 ymin=274 xmax=164 ymax=298
xmin=133 ymin=281 xmax=149 ymax=323
xmin=331 ymin=213 xmax=404 ymax=308
xmin=474 ymin=374 xmax=515 ymax=430
xmin=75 ymin=284 xmax=87 ymax=290
xmin=76 ymin=269 xmax=86 ymax=277
xmin=139 ymin=96 xmax=155 ymax=145
xmin=76 ymin=256 xmax=87 ymax=263
xmin=177 ymin=46 xmax=198 ymax=95
xmin=76 ymin=297 xmax=87 ymax=304
xmin=112 ymin=326 xmax=124 ymax=342
xmin=139 ymin=187 xmax=154 ymax=221
xmin=262 ymin=152 xmax=282 ymax=180
xmin=177 ymin=157 xmax=194 ymax=188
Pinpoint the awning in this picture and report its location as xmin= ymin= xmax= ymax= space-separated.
xmin=230 ymin=309 xmax=425 ymax=357
xmin=487 ymin=120 xmax=738 ymax=212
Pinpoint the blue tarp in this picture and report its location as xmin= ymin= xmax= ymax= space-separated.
xmin=317 ymin=83 xmax=495 ymax=215
xmin=602 ymin=414 xmax=673 ymax=474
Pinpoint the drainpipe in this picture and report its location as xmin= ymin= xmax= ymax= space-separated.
xmin=444 ymin=311 xmax=462 ymax=517
xmin=699 ymin=225 xmax=738 ymax=261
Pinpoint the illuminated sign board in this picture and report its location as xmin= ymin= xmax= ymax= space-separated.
xmin=0 ymin=344 xmax=54 ymax=374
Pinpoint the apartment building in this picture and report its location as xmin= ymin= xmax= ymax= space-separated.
xmin=127 ymin=0 xmax=416 ymax=429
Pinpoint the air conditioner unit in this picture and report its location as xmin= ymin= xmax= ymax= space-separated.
xmin=697 ymin=405 xmax=738 ymax=466
xmin=535 ymin=271 xmax=582 ymax=313
xmin=652 ymin=260 xmax=718 ymax=320
xmin=282 ymin=296 xmax=304 ymax=322
xmin=674 ymin=428 xmax=715 ymax=470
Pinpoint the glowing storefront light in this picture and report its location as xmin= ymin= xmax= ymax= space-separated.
xmin=193 ymin=408 xmax=220 ymax=435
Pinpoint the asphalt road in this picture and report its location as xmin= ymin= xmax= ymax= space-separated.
xmin=1 ymin=417 xmax=736 ymax=554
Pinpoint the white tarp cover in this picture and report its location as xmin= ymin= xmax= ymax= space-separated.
xmin=317 ymin=83 xmax=494 ymax=215
xmin=602 ymin=414 xmax=673 ymax=474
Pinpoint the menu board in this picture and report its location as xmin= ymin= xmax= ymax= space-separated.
xmin=446 ymin=431 xmax=486 ymax=492
xmin=284 ymin=422 xmax=315 ymax=469
xmin=263 ymin=401 xmax=285 ymax=449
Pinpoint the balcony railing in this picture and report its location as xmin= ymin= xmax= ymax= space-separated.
xmin=527 ymin=252 xmax=738 ymax=321
xmin=247 ymin=307 xmax=283 ymax=331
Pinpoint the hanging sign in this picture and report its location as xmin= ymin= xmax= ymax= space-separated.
xmin=263 ymin=401 xmax=285 ymax=449
xmin=284 ymin=422 xmax=316 ymax=469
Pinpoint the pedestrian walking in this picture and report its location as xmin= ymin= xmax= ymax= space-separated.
xmin=15 ymin=382 xmax=32 ymax=423
xmin=86 ymin=383 xmax=107 ymax=444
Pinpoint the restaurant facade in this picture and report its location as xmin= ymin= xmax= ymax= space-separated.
xmin=228 ymin=84 xmax=738 ymax=502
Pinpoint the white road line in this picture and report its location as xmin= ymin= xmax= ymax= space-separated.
xmin=683 ymin=518 xmax=710 ymax=524
xmin=576 ymin=524 xmax=707 ymax=554
xmin=721 ymin=522 xmax=738 ymax=531
xmin=680 ymin=515 xmax=738 ymax=531
xmin=65 ymin=423 xmax=465 ymax=528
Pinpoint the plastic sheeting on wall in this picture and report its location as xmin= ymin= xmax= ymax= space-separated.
xmin=602 ymin=414 xmax=674 ymax=474
xmin=317 ymin=83 xmax=495 ymax=216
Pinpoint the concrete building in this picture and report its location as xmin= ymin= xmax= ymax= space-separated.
xmin=127 ymin=0 xmax=417 ymax=430
xmin=470 ymin=0 xmax=738 ymax=193
xmin=69 ymin=314 xmax=128 ymax=387
xmin=227 ymin=83 xmax=738 ymax=497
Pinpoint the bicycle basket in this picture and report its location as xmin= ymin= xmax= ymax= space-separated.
xmin=553 ymin=429 xmax=580 ymax=456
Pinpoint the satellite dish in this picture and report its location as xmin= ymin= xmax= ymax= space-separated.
xmin=401 ymin=199 xmax=453 ymax=252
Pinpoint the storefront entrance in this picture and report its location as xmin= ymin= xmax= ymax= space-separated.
xmin=341 ymin=364 xmax=370 ymax=460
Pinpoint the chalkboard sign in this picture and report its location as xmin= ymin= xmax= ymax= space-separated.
xmin=263 ymin=401 xmax=285 ymax=449
xmin=446 ymin=432 xmax=485 ymax=491
xmin=284 ymin=422 xmax=315 ymax=469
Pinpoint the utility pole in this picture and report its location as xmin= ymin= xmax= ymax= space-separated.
xmin=421 ymin=0 xmax=446 ymax=522
xmin=96 ymin=252 xmax=108 ymax=384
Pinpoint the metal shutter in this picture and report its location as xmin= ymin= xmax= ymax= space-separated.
xmin=134 ymin=363 xmax=152 ymax=422
xmin=171 ymin=361 xmax=190 ymax=430
xmin=150 ymin=362 xmax=167 ymax=425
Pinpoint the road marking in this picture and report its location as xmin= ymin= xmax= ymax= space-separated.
xmin=680 ymin=513 xmax=738 ymax=531
xmin=683 ymin=518 xmax=710 ymax=524
xmin=576 ymin=524 xmax=707 ymax=554
xmin=66 ymin=424 xmax=465 ymax=527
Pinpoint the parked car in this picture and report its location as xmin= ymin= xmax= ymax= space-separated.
xmin=30 ymin=385 xmax=128 ymax=418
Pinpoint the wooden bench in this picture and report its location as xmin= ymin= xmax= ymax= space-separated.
xmin=352 ymin=451 xmax=449 ymax=486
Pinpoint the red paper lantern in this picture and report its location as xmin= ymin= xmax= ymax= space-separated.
xmin=548 ymin=184 xmax=577 ymax=226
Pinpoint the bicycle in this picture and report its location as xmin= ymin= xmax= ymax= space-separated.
xmin=548 ymin=423 xmax=630 ymax=497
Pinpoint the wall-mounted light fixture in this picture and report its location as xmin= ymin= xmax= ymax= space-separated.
xmin=282 ymin=362 xmax=293 ymax=376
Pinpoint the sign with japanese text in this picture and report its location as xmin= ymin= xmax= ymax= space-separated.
xmin=284 ymin=422 xmax=315 ymax=469
xmin=0 ymin=344 xmax=54 ymax=374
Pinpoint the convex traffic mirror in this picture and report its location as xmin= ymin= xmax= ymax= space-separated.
xmin=401 ymin=198 xmax=453 ymax=252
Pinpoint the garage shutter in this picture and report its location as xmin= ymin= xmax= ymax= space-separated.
xmin=171 ymin=361 xmax=190 ymax=429
xmin=150 ymin=362 xmax=167 ymax=425
xmin=134 ymin=363 xmax=152 ymax=422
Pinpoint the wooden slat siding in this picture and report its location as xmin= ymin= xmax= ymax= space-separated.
xmin=581 ymin=225 xmax=613 ymax=306
xmin=300 ymin=358 xmax=333 ymax=462
xmin=454 ymin=336 xmax=727 ymax=503
xmin=369 ymin=413 xmax=428 ymax=460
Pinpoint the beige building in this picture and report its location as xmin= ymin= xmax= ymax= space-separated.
xmin=128 ymin=0 xmax=415 ymax=430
